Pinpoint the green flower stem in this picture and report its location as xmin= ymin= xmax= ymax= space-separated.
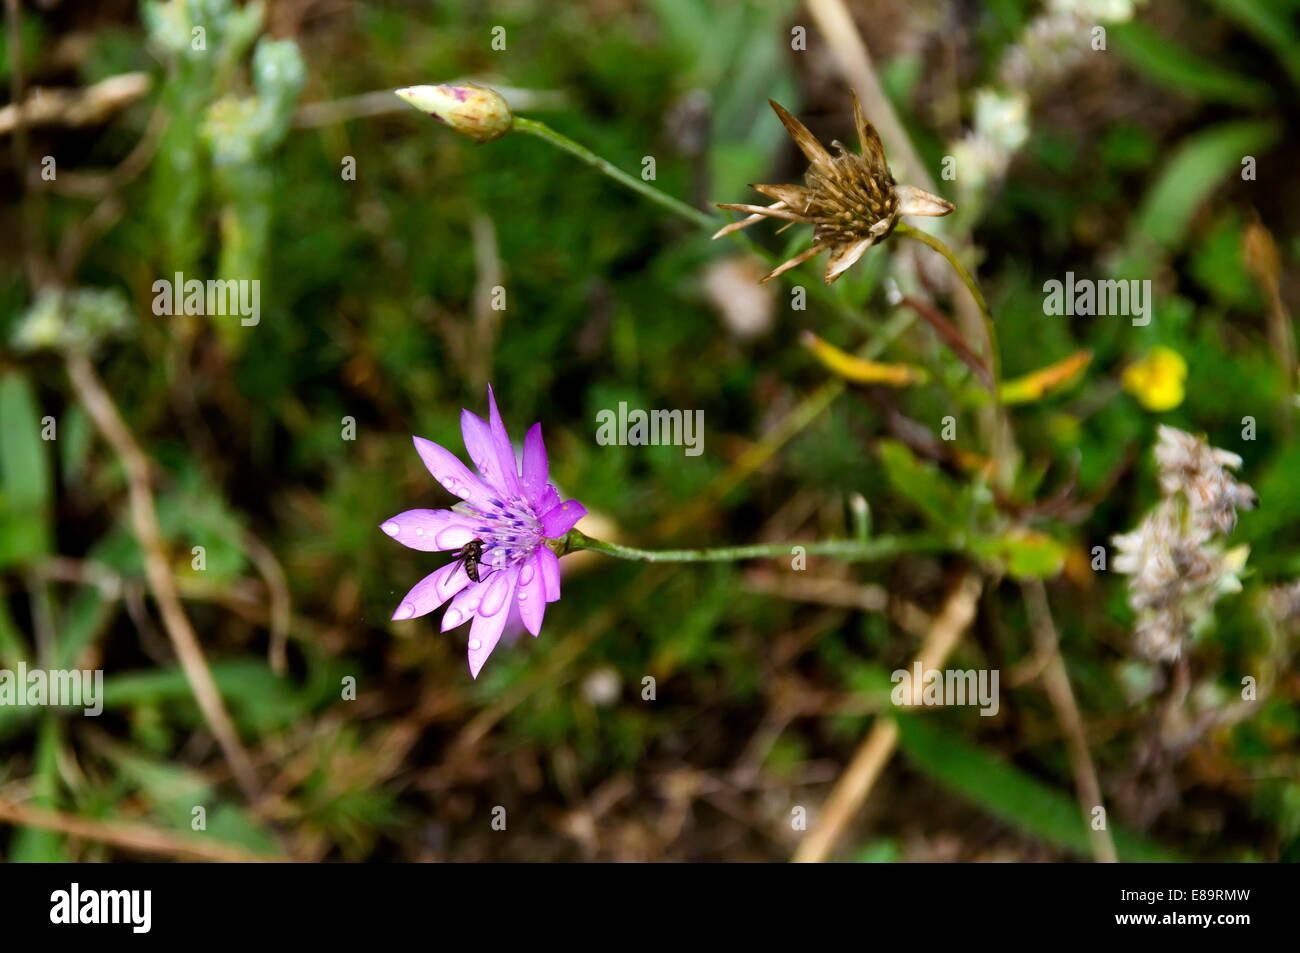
xmin=554 ymin=528 xmax=940 ymax=563
xmin=893 ymin=223 xmax=1000 ymax=385
xmin=894 ymin=222 xmax=1013 ymax=483
xmin=513 ymin=117 xmax=717 ymax=231
xmin=512 ymin=117 xmax=867 ymax=329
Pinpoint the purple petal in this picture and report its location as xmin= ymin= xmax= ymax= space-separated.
xmin=499 ymin=601 xmax=529 ymax=645
xmin=442 ymin=581 xmax=480 ymax=631
xmin=520 ymin=423 xmax=550 ymax=509
xmin=534 ymin=484 xmax=561 ymax=516
xmin=442 ymin=565 xmax=519 ymax=631
xmin=460 ymin=410 xmax=515 ymax=498
xmin=467 ymin=575 xmax=517 ymax=678
xmin=411 ymin=436 xmax=495 ymax=509
xmin=391 ymin=561 xmax=470 ymax=621
xmin=517 ymin=552 xmax=548 ymax=636
xmin=379 ymin=509 xmax=477 ymax=552
xmin=536 ymin=546 xmax=562 ymax=603
xmin=540 ymin=499 xmax=587 ymax=538
xmin=476 ymin=568 xmax=515 ymax=618
xmin=484 ymin=385 xmax=523 ymax=496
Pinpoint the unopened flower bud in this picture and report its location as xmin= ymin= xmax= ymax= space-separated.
xmin=395 ymin=83 xmax=513 ymax=143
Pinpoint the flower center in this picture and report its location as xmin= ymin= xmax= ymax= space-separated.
xmin=463 ymin=495 xmax=544 ymax=571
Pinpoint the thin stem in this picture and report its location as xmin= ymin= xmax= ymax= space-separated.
xmin=893 ymin=223 xmax=1000 ymax=385
xmin=900 ymin=294 xmax=993 ymax=392
xmin=0 ymin=798 xmax=285 ymax=863
xmin=513 ymin=117 xmax=716 ymax=230
xmin=557 ymin=528 xmax=939 ymax=563
xmin=65 ymin=351 xmax=262 ymax=802
xmin=512 ymin=117 xmax=868 ymax=328
xmin=1022 ymin=579 xmax=1118 ymax=863
xmin=6 ymin=0 xmax=42 ymax=287
xmin=894 ymin=222 xmax=1013 ymax=484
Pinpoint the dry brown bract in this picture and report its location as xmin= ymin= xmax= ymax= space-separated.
xmin=713 ymin=93 xmax=955 ymax=285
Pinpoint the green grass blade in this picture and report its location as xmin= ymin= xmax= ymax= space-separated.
xmin=897 ymin=714 xmax=1184 ymax=862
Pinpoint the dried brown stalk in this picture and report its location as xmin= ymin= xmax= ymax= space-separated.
xmin=65 ymin=352 xmax=263 ymax=801
xmin=793 ymin=571 xmax=982 ymax=862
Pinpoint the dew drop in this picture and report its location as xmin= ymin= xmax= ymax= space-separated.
xmin=392 ymin=602 xmax=416 ymax=621
xmin=469 ymin=639 xmax=482 ymax=651
xmin=444 ymin=608 xmax=463 ymax=628
xmin=519 ymin=563 xmax=535 ymax=585
xmin=381 ymin=521 xmax=400 ymax=537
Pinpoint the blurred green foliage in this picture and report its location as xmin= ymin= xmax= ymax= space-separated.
xmin=1 ymin=0 xmax=1298 ymax=861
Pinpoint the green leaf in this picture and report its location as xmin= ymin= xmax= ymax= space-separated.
xmin=103 ymin=658 xmax=310 ymax=734
xmin=58 ymin=406 xmax=93 ymax=485
xmin=0 ymin=371 xmax=52 ymax=568
xmin=0 ymin=507 xmax=48 ymax=571
xmin=1111 ymin=21 xmax=1272 ymax=107
xmin=1132 ymin=121 xmax=1280 ymax=251
xmin=1206 ymin=0 xmax=1300 ymax=89
xmin=851 ymin=838 xmax=900 ymax=863
xmin=970 ymin=529 xmax=1067 ymax=580
xmin=100 ymin=745 xmax=279 ymax=854
xmin=0 ymin=592 xmax=29 ymax=668
xmin=897 ymin=714 xmax=1183 ymax=862
xmin=0 ymin=371 xmax=51 ymax=509
xmin=878 ymin=440 xmax=970 ymax=530
xmin=54 ymin=586 xmax=114 ymax=671
xmin=8 ymin=718 xmax=68 ymax=861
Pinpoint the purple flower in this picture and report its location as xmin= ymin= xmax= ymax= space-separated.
xmin=381 ymin=386 xmax=587 ymax=677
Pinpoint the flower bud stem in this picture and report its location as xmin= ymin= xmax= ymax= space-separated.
xmin=554 ymin=528 xmax=941 ymax=563
xmin=511 ymin=118 xmax=870 ymax=327
xmin=513 ymin=117 xmax=717 ymax=230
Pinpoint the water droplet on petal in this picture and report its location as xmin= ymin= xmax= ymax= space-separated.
xmin=436 ymin=528 xmax=467 ymax=548
xmin=381 ymin=521 xmax=400 ymax=536
xmin=469 ymin=639 xmax=482 ymax=651
xmin=519 ymin=562 xmax=535 ymax=585
xmin=444 ymin=608 xmax=463 ymax=628
xmin=392 ymin=602 xmax=415 ymax=621
xmin=517 ymin=590 xmax=528 ymax=602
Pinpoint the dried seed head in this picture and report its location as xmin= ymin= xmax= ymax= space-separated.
xmin=713 ymin=93 xmax=954 ymax=284
xmin=396 ymin=83 xmax=513 ymax=143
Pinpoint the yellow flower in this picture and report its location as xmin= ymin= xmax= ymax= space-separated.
xmin=1122 ymin=347 xmax=1187 ymax=412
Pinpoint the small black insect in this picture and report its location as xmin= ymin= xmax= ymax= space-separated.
xmin=454 ymin=538 xmax=495 ymax=583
